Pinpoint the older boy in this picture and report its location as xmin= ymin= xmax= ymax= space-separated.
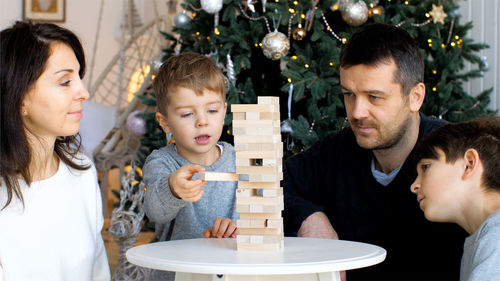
xmin=411 ymin=116 xmax=500 ymax=281
xmin=143 ymin=52 xmax=238 ymax=245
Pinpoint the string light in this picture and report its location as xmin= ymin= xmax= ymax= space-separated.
xmin=206 ymin=36 xmax=210 ymax=40
xmin=304 ymin=64 xmax=309 ymax=68
xmin=196 ymin=31 xmax=200 ymax=35
xmin=432 ymin=86 xmax=437 ymax=91
xmin=450 ymin=42 xmax=456 ymax=47
xmin=301 ymin=13 xmax=306 ymax=19
xmin=332 ymin=4 xmax=339 ymax=10
xmin=192 ymin=13 xmax=197 ymax=18
xmin=432 ymin=69 xmax=437 ymax=74
xmin=425 ymin=13 xmax=430 ymax=18
xmin=259 ymin=42 xmax=263 ymax=46
xmin=292 ymin=55 xmax=298 ymax=60
xmin=405 ymin=1 xmax=409 ymax=5
xmin=441 ymin=43 xmax=445 ymax=48
xmin=293 ymin=1 xmax=298 ymax=5
xmin=329 ymin=62 xmax=334 ymax=66
xmin=288 ymin=78 xmax=292 ymax=83
xmin=214 ymin=27 xmax=220 ymax=35
xmin=341 ymin=38 xmax=347 ymax=44
xmin=254 ymin=43 xmax=259 ymax=47
xmin=289 ymin=8 xmax=295 ymax=14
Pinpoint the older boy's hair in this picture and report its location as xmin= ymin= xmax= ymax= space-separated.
xmin=415 ymin=116 xmax=500 ymax=192
xmin=339 ymin=23 xmax=424 ymax=96
xmin=153 ymin=52 xmax=226 ymax=115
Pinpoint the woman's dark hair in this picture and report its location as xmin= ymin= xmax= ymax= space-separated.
xmin=340 ymin=23 xmax=424 ymax=96
xmin=1 ymin=21 xmax=89 ymax=209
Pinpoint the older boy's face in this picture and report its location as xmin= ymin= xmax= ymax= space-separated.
xmin=410 ymin=149 xmax=467 ymax=223
xmin=340 ymin=59 xmax=422 ymax=151
xmin=156 ymin=87 xmax=226 ymax=164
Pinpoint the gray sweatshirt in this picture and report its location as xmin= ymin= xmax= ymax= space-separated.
xmin=143 ymin=141 xmax=239 ymax=242
xmin=460 ymin=209 xmax=500 ymax=281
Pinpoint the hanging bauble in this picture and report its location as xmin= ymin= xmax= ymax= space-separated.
xmin=174 ymin=10 xmax=191 ymax=27
xmin=261 ymin=31 xmax=290 ymax=60
xmin=336 ymin=0 xmax=353 ymax=12
xmin=292 ymin=27 xmax=307 ymax=41
xmin=367 ymin=6 xmax=382 ymax=18
xmin=200 ymin=0 xmax=223 ymax=14
xmin=126 ymin=110 xmax=146 ymax=136
xmin=341 ymin=0 xmax=368 ymax=27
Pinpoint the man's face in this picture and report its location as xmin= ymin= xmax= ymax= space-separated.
xmin=340 ymin=60 xmax=416 ymax=150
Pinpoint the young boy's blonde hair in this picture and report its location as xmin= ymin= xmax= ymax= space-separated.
xmin=153 ymin=52 xmax=226 ymax=116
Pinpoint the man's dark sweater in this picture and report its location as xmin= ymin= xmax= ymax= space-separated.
xmin=282 ymin=114 xmax=467 ymax=280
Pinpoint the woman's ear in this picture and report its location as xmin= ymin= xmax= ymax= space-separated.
xmin=156 ymin=112 xmax=171 ymax=134
xmin=462 ymin=148 xmax=481 ymax=180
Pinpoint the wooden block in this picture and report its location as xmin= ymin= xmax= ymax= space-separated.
xmin=197 ymin=172 xmax=238 ymax=181
xmin=234 ymin=135 xmax=281 ymax=144
xmin=235 ymin=158 xmax=251 ymax=166
xmin=236 ymin=203 xmax=283 ymax=213
xmin=232 ymin=127 xmax=280 ymax=136
xmin=233 ymin=112 xmax=246 ymax=120
xmin=250 ymin=235 xmax=264 ymax=244
xmin=231 ymin=104 xmax=277 ymax=113
xmin=237 ymin=195 xmax=283 ymax=206
xmin=263 ymin=158 xmax=283 ymax=166
xmin=259 ymin=112 xmax=280 ymax=120
xmin=258 ymin=96 xmax=280 ymax=105
xmin=237 ymin=181 xmax=280 ymax=189
xmin=266 ymin=218 xmax=283 ymax=228
xmin=236 ymin=150 xmax=281 ymax=159
xmin=237 ymin=242 xmax=281 ymax=251
xmin=248 ymin=173 xmax=283 ymax=182
xmin=236 ymin=165 xmax=279 ymax=175
xmin=237 ymin=227 xmax=282 ymax=235
xmin=237 ymin=220 xmax=250 ymax=228
xmin=245 ymin=112 xmax=260 ymax=120
xmin=234 ymin=142 xmax=283 ymax=152
xmin=239 ymin=212 xmax=282 ymax=219
xmin=262 ymin=188 xmax=283 ymax=197
xmin=236 ymin=235 xmax=250 ymax=243
xmin=232 ymin=119 xmax=280 ymax=129
xmin=237 ymin=219 xmax=266 ymax=228
xmin=235 ymin=189 xmax=258 ymax=197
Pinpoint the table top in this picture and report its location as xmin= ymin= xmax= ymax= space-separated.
xmin=126 ymin=237 xmax=386 ymax=275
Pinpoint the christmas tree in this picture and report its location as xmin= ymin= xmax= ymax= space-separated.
xmin=136 ymin=0 xmax=494 ymax=167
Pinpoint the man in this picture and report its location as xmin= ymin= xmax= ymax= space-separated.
xmin=283 ymin=23 xmax=467 ymax=280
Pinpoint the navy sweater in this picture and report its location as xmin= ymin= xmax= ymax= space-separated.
xmin=283 ymin=114 xmax=467 ymax=280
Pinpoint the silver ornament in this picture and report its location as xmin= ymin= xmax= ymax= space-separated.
xmin=341 ymin=0 xmax=368 ymax=27
xmin=174 ymin=10 xmax=190 ymax=27
xmin=200 ymin=0 xmax=223 ymax=14
xmin=480 ymin=56 xmax=490 ymax=72
xmin=126 ymin=110 xmax=146 ymax=135
xmin=226 ymin=53 xmax=236 ymax=86
xmin=261 ymin=31 xmax=290 ymax=60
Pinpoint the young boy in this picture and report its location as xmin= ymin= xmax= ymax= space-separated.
xmin=411 ymin=116 xmax=500 ymax=281
xmin=143 ymin=52 xmax=238 ymax=245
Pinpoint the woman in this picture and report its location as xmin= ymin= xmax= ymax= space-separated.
xmin=0 ymin=22 xmax=110 ymax=281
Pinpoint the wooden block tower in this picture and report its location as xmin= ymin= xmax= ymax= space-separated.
xmin=231 ymin=96 xmax=284 ymax=251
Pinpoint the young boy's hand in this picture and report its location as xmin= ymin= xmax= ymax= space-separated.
xmin=169 ymin=164 xmax=206 ymax=202
xmin=203 ymin=218 xmax=238 ymax=238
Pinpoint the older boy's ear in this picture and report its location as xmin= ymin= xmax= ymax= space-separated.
xmin=462 ymin=148 xmax=482 ymax=180
xmin=409 ymin=82 xmax=425 ymax=112
xmin=156 ymin=112 xmax=171 ymax=134
xmin=224 ymin=102 xmax=228 ymax=113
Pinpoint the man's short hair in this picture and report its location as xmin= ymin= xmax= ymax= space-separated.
xmin=339 ymin=23 xmax=424 ymax=96
xmin=414 ymin=116 xmax=500 ymax=192
xmin=153 ymin=52 xmax=226 ymax=115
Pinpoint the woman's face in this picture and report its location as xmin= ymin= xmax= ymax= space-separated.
xmin=22 ymin=42 xmax=89 ymax=140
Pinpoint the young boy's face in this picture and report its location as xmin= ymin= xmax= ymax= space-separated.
xmin=411 ymin=149 xmax=468 ymax=223
xmin=156 ymin=87 xmax=226 ymax=164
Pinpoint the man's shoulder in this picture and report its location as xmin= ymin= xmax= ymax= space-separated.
xmin=419 ymin=113 xmax=448 ymax=137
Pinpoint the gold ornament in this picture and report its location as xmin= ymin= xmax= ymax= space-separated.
xmin=261 ymin=31 xmax=290 ymax=60
xmin=292 ymin=27 xmax=307 ymax=41
xmin=429 ymin=4 xmax=447 ymax=24
xmin=367 ymin=6 xmax=382 ymax=18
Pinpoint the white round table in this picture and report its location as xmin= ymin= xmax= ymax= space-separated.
xmin=126 ymin=237 xmax=386 ymax=281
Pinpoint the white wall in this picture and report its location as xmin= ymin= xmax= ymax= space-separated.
xmin=0 ymin=0 xmax=170 ymax=89
xmin=459 ymin=0 xmax=499 ymax=113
